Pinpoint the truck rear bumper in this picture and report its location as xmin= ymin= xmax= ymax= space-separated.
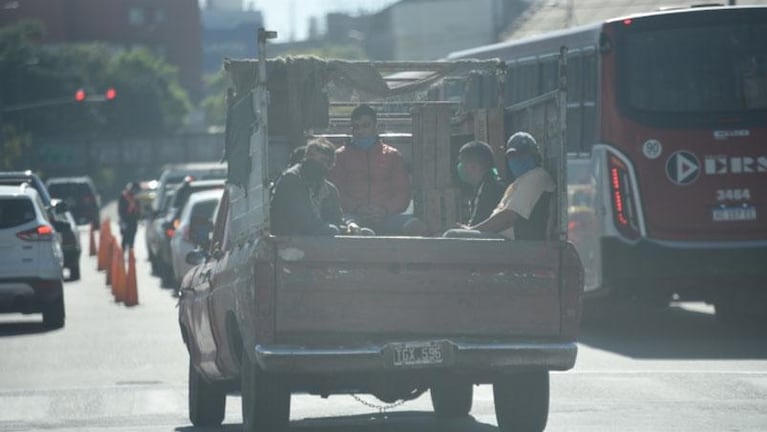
xmin=254 ymin=340 xmax=577 ymax=374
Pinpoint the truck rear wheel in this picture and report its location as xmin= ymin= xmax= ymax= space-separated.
xmin=430 ymin=380 xmax=473 ymax=418
xmin=493 ymin=371 xmax=549 ymax=432
xmin=241 ymin=353 xmax=290 ymax=432
xmin=188 ymin=358 xmax=225 ymax=427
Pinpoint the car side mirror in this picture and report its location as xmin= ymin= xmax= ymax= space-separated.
xmin=185 ymin=250 xmax=207 ymax=266
xmin=54 ymin=201 xmax=69 ymax=214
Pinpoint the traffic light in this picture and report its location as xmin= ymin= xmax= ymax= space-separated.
xmin=105 ymin=87 xmax=117 ymax=101
xmin=74 ymin=88 xmax=86 ymax=102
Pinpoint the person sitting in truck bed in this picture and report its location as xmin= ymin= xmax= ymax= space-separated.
xmin=455 ymin=140 xmax=506 ymax=227
xmin=271 ymin=138 xmax=360 ymax=236
xmin=444 ymin=132 xmax=555 ymax=241
xmin=329 ymin=104 xmax=426 ymax=236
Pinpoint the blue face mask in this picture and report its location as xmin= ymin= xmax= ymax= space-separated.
xmin=351 ymin=136 xmax=376 ymax=150
xmin=507 ymin=156 xmax=536 ymax=179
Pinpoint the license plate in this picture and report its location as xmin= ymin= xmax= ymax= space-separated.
xmin=389 ymin=341 xmax=445 ymax=368
xmin=712 ymin=206 xmax=757 ymax=222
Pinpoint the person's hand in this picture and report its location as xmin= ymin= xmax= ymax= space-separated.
xmin=346 ymin=222 xmax=361 ymax=235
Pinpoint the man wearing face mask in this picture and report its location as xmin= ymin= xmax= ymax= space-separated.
xmin=329 ymin=104 xmax=426 ymax=235
xmin=445 ymin=132 xmax=555 ymax=240
xmin=271 ymin=138 xmax=352 ymax=236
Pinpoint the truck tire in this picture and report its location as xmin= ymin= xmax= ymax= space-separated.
xmin=493 ymin=371 xmax=549 ymax=432
xmin=42 ymin=296 xmax=65 ymax=330
xmin=430 ymin=380 xmax=473 ymax=418
xmin=241 ymin=353 xmax=290 ymax=432
xmin=188 ymin=358 xmax=225 ymax=427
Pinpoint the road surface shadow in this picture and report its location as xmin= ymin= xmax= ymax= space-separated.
xmin=0 ymin=320 xmax=50 ymax=336
xmin=176 ymin=412 xmax=497 ymax=432
xmin=579 ymin=303 xmax=767 ymax=360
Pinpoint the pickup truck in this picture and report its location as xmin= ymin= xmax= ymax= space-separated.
xmin=178 ymin=35 xmax=583 ymax=432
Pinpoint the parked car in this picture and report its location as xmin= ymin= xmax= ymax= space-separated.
xmin=150 ymin=179 xmax=225 ymax=286
xmin=0 ymin=171 xmax=82 ymax=281
xmin=45 ymin=176 xmax=101 ymax=228
xmin=0 ymin=184 xmax=65 ymax=329
xmin=169 ymin=189 xmax=222 ymax=286
xmin=135 ymin=180 xmax=159 ymax=218
xmin=145 ymin=163 xmax=226 ymax=276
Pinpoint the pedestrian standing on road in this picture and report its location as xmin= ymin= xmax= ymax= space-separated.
xmin=118 ymin=182 xmax=141 ymax=250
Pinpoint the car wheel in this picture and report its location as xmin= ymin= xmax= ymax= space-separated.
xmin=430 ymin=380 xmax=473 ymax=418
xmin=493 ymin=371 xmax=549 ymax=432
xmin=241 ymin=352 xmax=290 ymax=432
xmin=69 ymin=263 xmax=81 ymax=281
xmin=42 ymin=296 xmax=65 ymax=330
xmin=188 ymin=357 xmax=225 ymax=427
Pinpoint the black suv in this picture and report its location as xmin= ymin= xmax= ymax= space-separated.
xmin=46 ymin=176 xmax=101 ymax=228
xmin=0 ymin=171 xmax=82 ymax=280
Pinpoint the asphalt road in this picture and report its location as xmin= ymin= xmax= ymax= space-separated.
xmin=1 ymin=224 xmax=766 ymax=432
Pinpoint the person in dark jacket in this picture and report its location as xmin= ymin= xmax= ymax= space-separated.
xmin=271 ymin=138 xmax=356 ymax=236
xmin=455 ymin=140 xmax=506 ymax=226
xmin=118 ymin=182 xmax=141 ymax=250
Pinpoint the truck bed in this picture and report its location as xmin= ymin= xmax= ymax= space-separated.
xmin=272 ymin=236 xmax=569 ymax=345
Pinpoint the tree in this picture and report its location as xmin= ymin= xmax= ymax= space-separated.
xmin=102 ymin=48 xmax=192 ymax=137
xmin=200 ymin=70 xmax=232 ymax=129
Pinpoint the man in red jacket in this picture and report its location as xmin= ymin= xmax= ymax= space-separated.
xmin=329 ymin=104 xmax=425 ymax=235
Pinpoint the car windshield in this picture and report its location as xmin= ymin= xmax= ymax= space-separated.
xmin=47 ymin=183 xmax=93 ymax=199
xmin=622 ymin=22 xmax=767 ymax=112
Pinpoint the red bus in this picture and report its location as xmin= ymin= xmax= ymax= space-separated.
xmin=450 ymin=5 xmax=767 ymax=322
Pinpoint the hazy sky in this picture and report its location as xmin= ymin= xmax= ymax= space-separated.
xmin=206 ymin=0 xmax=400 ymax=41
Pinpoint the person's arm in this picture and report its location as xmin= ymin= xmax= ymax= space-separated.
xmin=382 ymin=151 xmax=411 ymax=214
xmin=470 ymin=179 xmax=504 ymax=226
xmin=469 ymin=208 xmax=519 ymax=233
xmin=322 ymin=182 xmax=344 ymax=227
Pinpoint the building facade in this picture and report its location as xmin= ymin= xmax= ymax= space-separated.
xmin=0 ymin=0 xmax=202 ymax=98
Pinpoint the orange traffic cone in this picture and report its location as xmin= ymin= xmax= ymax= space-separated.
xmin=111 ymin=244 xmax=123 ymax=301
xmin=115 ymin=247 xmax=127 ymax=303
xmin=97 ymin=222 xmax=108 ymax=271
xmin=89 ymin=225 xmax=97 ymax=256
xmin=125 ymin=249 xmax=139 ymax=307
xmin=105 ymin=235 xmax=114 ymax=285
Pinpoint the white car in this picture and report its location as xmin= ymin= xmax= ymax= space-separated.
xmin=170 ymin=189 xmax=222 ymax=285
xmin=0 ymin=184 xmax=65 ymax=329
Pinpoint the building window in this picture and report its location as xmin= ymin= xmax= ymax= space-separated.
xmin=129 ymin=7 xmax=145 ymax=26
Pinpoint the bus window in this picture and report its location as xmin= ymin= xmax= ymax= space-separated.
xmin=620 ymin=23 xmax=767 ymax=116
xmin=567 ymin=51 xmax=583 ymax=152
xmin=582 ymin=49 xmax=598 ymax=150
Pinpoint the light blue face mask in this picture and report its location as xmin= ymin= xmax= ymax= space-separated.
xmin=351 ymin=136 xmax=376 ymax=150
xmin=456 ymin=162 xmax=470 ymax=184
xmin=507 ymin=156 xmax=536 ymax=179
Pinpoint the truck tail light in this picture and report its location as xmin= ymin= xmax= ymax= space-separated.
xmin=607 ymin=154 xmax=641 ymax=240
xmin=253 ymin=262 xmax=275 ymax=343
xmin=17 ymin=225 xmax=55 ymax=241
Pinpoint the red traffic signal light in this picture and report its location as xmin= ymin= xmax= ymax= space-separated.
xmin=74 ymin=88 xmax=86 ymax=102
xmin=105 ymin=87 xmax=116 ymax=101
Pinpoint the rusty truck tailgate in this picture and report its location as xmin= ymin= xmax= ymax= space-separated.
xmin=272 ymin=237 xmax=563 ymax=341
